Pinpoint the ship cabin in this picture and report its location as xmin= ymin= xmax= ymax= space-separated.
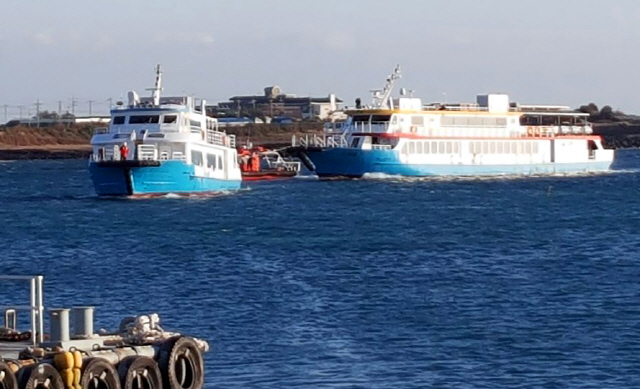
xmin=337 ymin=94 xmax=598 ymax=152
xmin=91 ymin=96 xmax=236 ymax=166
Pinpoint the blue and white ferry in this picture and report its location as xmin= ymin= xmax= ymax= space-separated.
xmin=89 ymin=65 xmax=241 ymax=196
xmin=294 ymin=65 xmax=615 ymax=178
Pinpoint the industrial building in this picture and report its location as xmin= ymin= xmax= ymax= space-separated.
xmin=211 ymin=86 xmax=342 ymax=120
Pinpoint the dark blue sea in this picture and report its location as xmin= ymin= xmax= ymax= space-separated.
xmin=2 ymin=150 xmax=640 ymax=388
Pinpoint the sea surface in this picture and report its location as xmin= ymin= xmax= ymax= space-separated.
xmin=1 ymin=151 xmax=640 ymax=388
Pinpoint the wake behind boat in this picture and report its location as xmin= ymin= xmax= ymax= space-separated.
xmin=292 ymin=65 xmax=615 ymax=178
xmin=89 ymin=65 xmax=241 ymax=196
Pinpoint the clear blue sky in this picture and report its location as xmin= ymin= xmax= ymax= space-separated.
xmin=1 ymin=0 xmax=638 ymax=117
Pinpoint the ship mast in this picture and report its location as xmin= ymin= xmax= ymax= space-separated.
xmin=371 ymin=64 xmax=401 ymax=109
xmin=147 ymin=64 xmax=163 ymax=106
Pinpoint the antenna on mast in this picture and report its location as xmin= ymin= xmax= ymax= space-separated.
xmin=146 ymin=64 xmax=163 ymax=106
xmin=370 ymin=64 xmax=401 ymax=109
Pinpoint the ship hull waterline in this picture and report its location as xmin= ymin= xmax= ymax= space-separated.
xmin=305 ymin=148 xmax=614 ymax=178
xmin=89 ymin=160 xmax=241 ymax=196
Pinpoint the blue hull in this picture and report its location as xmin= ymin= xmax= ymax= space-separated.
xmin=89 ymin=160 xmax=241 ymax=196
xmin=306 ymin=148 xmax=613 ymax=178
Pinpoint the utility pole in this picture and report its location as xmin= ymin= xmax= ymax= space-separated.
xmin=35 ymin=98 xmax=42 ymax=128
xmin=88 ymin=100 xmax=94 ymax=116
xmin=18 ymin=105 xmax=24 ymax=120
xmin=70 ymin=96 xmax=77 ymax=116
xmin=58 ymin=100 xmax=63 ymax=116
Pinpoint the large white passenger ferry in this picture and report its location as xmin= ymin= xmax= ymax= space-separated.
xmin=294 ymin=65 xmax=614 ymax=178
xmin=89 ymin=65 xmax=241 ymax=196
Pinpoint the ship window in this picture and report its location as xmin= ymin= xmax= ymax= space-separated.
xmin=511 ymin=142 xmax=517 ymax=154
xmin=453 ymin=142 xmax=459 ymax=154
xmin=441 ymin=116 xmax=454 ymax=126
xmin=191 ymin=150 xmax=203 ymax=166
xmin=129 ymin=115 xmax=159 ymax=124
xmin=424 ymin=141 xmax=430 ymax=154
xmin=525 ymin=142 xmax=532 ymax=154
xmin=351 ymin=137 xmax=360 ymax=148
xmin=469 ymin=117 xmax=483 ymax=126
xmin=518 ymin=142 xmax=524 ymax=154
xmin=371 ymin=115 xmax=391 ymax=122
xmin=431 ymin=141 xmax=437 ymax=154
xmin=401 ymin=143 xmax=408 ymax=154
xmin=190 ymin=119 xmax=201 ymax=128
xmin=416 ymin=141 xmax=423 ymax=154
xmin=218 ymin=156 xmax=223 ymax=170
xmin=533 ymin=142 xmax=539 ymax=154
xmin=352 ymin=115 xmax=370 ymax=123
xmin=446 ymin=142 xmax=452 ymax=154
xmin=113 ymin=116 xmax=125 ymax=125
xmin=207 ymin=154 xmax=217 ymax=169
xmin=497 ymin=118 xmax=507 ymax=126
xmin=490 ymin=142 xmax=496 ymax=154
xmin=411 ymin=116 xmax=424 ymax=126
xmin=408 ymin=142 xmax=415 ymax=154
xmin=482 ymin=142 xmax=489 ymax=154
xmin=497 ymin=142 xmax=504 ymax=154
xmin=163 ymin=115 xmax=177 ymax=124
xmin=438 ymin=142 xmax=445 ymax=154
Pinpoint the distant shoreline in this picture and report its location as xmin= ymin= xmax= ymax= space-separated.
xmin=1 ymin=123 xmax=640 ymax=160
xmin=0 ymin=145 xmax=91 ymax=160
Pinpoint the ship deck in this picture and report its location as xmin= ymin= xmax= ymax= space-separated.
xmin=0 ymin=340 xmax=30 ymax=359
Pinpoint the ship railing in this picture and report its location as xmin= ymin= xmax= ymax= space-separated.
xmin=94 ymin=145 xmax=121 ymax=161
xmin=0 ymin=275 xmax=44 ymax=346
xmin=206 ymin=129 xmax=235 ymax=148
xmin=227 ymin=134 xmax=236 ymax=148
xmin=521 ymin=125 xmax=594 ymax=137
xmin=352 ymin=121 xmax=389 ymax=133
xmin=137 ymin=144 xmax=158 ymax=161
xmin=292 ymin=134 xmax=348 ymax=148
xmin=372 ymin=144 xmax=393 ymax=150
xmin=267 ymin=160 xmax=301 ymax=172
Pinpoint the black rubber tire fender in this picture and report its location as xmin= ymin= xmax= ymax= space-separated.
xmin=80 ymin=358 xmax=121 ymax=389
xmin=157 ymin=337 xmax=204 ymax=389
xmin=117 ymin=356 xmax=162 ymax=389
xmin=18 ymin=363 xmax=64 ymax=389
xmin=0 ymin=361 xmax=18 ymax=389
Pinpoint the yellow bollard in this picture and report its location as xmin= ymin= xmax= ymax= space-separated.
xmin=73 ymin=351 xmax=83 ymax=369
xmin=60 ymin=368 xmax=74 ymax=388
xmin=54 ymin=352 xmax=74 ymax=370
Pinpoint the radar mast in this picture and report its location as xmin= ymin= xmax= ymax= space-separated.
xmin=147 ymin=64 xmax=163 ymax=106
xmin=371 ymin=64 xmax=401 ymax=109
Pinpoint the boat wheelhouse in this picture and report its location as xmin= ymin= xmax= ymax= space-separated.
xmin=293 ymin=65 xmax=614 ymax=177
xmin=89 ymin=65 xmax=241 ymax=196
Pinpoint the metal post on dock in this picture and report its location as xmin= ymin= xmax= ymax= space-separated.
xmin=37 ymin=275 xmax=44 ymax=343
xmin=50 ymin=308 xmax=71 ymax=342
xmin=72 ymin=306 xmax=95 ymax=338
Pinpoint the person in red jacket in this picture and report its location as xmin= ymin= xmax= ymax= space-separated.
xmin=120 ymin=143 xmax=129 ymax=161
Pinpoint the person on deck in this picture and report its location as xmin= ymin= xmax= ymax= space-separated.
xmin=120 ymin=143 xmax=129 ymax=161
xmin=251 ymin=153 xmax=261 ymax=172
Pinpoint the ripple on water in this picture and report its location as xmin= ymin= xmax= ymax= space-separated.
xmin=1 ymin=151 xmax=640 ymax=388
